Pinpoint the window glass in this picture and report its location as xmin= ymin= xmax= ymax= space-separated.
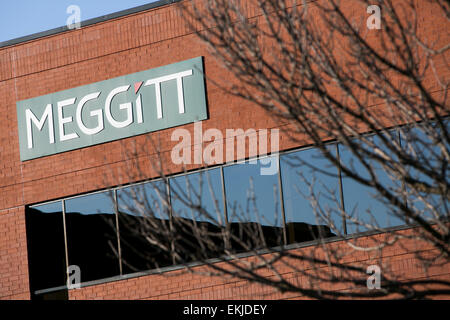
xmin=117 ymin=180 xmax=172 ymax=274
xmin=170 ymin=169 xmax=225 ymax=225
xmin=26 ymin=202 xmax=66 ymax=294
xmin=280 ymin=146 xmax=342 ymax=244
xmin=339 ymin=132 xmax=404 ymax=233
xmin=223 ymin=156 xmax=283 ymax=250
xmin=170 ymin=168 xmax=226 ymax=261
xmin=399 ymin=121 xmax=449 ymax=220
xmin=64 ymin=191 xmax=120 ymax=282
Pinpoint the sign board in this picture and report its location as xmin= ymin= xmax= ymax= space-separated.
xmin=16 ymin=57 xmax=208 ymax=161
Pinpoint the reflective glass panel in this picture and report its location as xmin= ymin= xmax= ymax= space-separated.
xmin=170 ymin=168 xmax=226 ymax=261
xmin=399 ymin=121 xmax=449 ymax=220
xmin=64 ymin=191 xmax=120 ymax=282
xmin=339 ymin=132 xmax=404 ymax=233
xmin=223 ymin=156 xmax=283 ymax=250
xmin=117 ymin=180 xmax=172 ymax=273
xmin=280 ymin=146 xmax=342 ymax=243
xmin=170 ymin=168 xmax=225 ymax=225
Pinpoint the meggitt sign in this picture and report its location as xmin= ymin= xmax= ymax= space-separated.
xmin=16 ymin=57 xmax=208 ymax=161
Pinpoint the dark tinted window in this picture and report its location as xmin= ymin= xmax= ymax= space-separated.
xmin=280 ymin=146 xmax=341 ymax=243
xmin=223 ymin=156 xmax=283 ymax=250
xmin=64 ymin=191 xmax=120 ymax=282
xmin=117 ymin=180 xmax=172 ymax=273
xmin=170 ymin=169 xmax=226 ymax=261
xmin=26 ymin=202 xmax=66 ymax=294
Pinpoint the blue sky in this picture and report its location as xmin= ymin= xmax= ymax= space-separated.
xmin=0 ymin=0 xmax=159 ymax=43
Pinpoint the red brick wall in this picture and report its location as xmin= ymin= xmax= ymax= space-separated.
xmin=0 ymin=207 xmax=30 ymax=299
xmin=0 ymin=0 xmax=448 ymax=299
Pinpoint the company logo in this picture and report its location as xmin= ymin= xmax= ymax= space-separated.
xmin=17 ymin=57 xmax=208 ymax=161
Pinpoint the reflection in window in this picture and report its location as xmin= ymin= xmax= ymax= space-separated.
xmin=399 ymin=121 xmax=449 ymax=220
xmin=64 ymin=192 xmax=120 ymax=282
xmin=117 ymin=180 xmax=172 ymax=274
xmin=223 ymin=156 xmax=283 ymax=250
xmin=280 ymin=146 xmax=341 ymax=244
xmin=339 ymin=132 xmax=404 ymax=233
xmin=170 ymin=168 xmax=226 ymax=261
xmin=25 ymin=202 xmax=67 ymax=296
xmin=170 ymin=169 xmax=225 ymax=225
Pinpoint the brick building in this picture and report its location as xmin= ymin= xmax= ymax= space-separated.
xmin=0 ymin=0 xmax=448 ymax=300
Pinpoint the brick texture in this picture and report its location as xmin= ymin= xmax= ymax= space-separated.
xmin=0 ymin=0 xmax=448 ymax=299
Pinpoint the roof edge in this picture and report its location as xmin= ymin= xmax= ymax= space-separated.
xmin=0 ymin=0 xmax=182 ymax=49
